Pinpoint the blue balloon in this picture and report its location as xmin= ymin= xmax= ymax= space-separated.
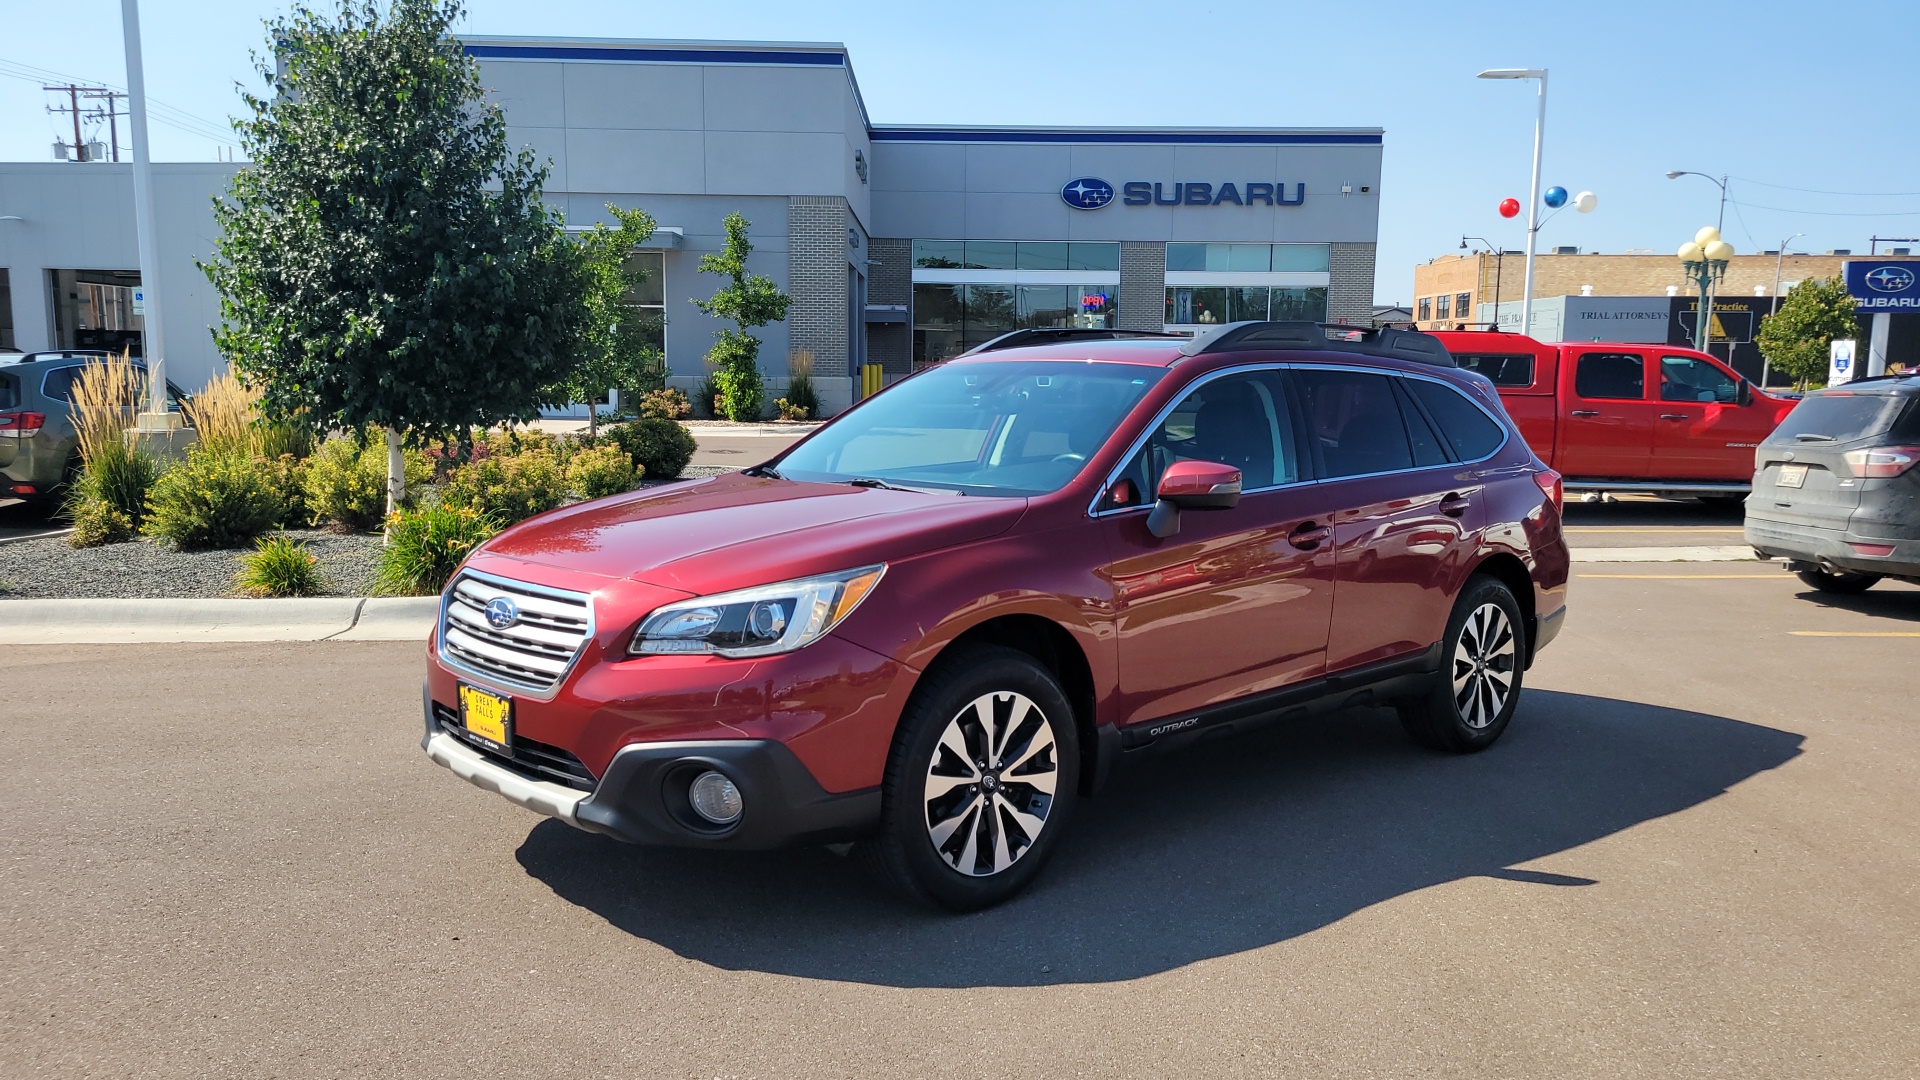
xmin=1543 ymin=186 xmax=1569 ymax=208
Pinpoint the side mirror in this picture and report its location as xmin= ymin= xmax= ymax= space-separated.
xmin=1736 ymin=379 xmax=1753 ymax=407
xmin=1146 ymin=460 xmax=1242 ymax=538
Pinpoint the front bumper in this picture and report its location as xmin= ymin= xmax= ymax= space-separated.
xmin=420 ymin=686 xmax=880 ymax=849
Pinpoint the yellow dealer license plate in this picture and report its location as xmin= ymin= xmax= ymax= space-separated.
xmin=459 ymin=684 xmax=512 ymax=749
xmin=1777 ymin=463 xmax=1808 ymax=488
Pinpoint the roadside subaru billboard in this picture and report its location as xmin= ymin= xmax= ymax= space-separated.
xmin=1845 ymin=261 xmax=1920 ymax=311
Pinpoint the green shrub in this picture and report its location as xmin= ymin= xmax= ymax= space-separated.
xmin=69 ymin=498 xmax=135 ymax=548
xmin=785 ymin=349 xmax=819 ymax=419
xmin=143 ymin=449 xmax=283 ymax=549
xmin=773 ymin=398 xmax=808 ymax=422
xmin=565 ymin=444 xmax=640 ymax=500
xmin=712 ymin=358 xmax=765 ymax=421
xmin=375 ymin=504 xmax=498 ymax=596
xmin=636 ymin=387 xmax=690 ymax=421
xmin=234 ymin=534 xmax=323 ymax=597
xmin=303 ymin=437 xmax=429 ymax=530
xmin=73 ymin=440 xmax=160 ymax=526
xmin=441 ymin=447 xmax=567 ymax=523
xmin=258 ymin=453 xmax=309 ymax=528
xmin=694 ymin=374 xmax=719 ymax=419
xmin=606 ymin=418 xmax=696 ymax=481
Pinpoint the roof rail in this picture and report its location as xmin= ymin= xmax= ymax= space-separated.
xmin=1179 ymin=321 xmax=1456 ymax=367
xmin=960 ymin=327 xmax=1186 ymax=356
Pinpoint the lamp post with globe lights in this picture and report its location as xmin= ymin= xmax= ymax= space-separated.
xmin=1678 ymin=226 xmax=1735 ymax=352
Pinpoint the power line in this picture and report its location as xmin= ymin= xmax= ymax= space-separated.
xmin=0 ymin=56 xmax=233 ymax=144
xmin=1729 ymin=198 xmax=1920 ymax=218
xmin=1731 ymin=176 xmax=1920 ymax=198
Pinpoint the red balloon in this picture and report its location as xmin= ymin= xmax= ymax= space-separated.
xmin=1498 ymin=198 xmax=1521 ymax=219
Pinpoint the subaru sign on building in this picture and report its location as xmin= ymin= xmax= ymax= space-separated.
xmin=0 ymin=37 xmax=1383 ymax=414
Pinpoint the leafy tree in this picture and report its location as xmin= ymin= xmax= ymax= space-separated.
xmin=204 ymin=0 xmax=587 ymax=519
xmin=547 ymin=205 xmax=666 ymax=438
xmin=1757 ymin=277 xmax=1863 ymax=390
xmin=691 ymin=212 xmax=792 ymax=421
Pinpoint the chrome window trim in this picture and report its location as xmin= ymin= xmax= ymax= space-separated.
xmin=1086 ymin=361 xmax=1514 ymax=518
xmin=436 ymin=566 xmax=596 ymax=702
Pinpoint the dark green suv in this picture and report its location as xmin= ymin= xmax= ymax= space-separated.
xmin=0 ymin=351 xmax=188 ymax=505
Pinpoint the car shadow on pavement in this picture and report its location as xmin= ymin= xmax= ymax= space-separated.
xmin=514 ymin=690 xmax=1801 ymax=988
xmin=1790 ymin=586 xmax=1920 ymax=621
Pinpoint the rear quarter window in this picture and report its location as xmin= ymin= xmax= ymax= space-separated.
xmin=1407 ymin=378 xmax=1508 ymax=461
xmin=1767 ymin=393 xmax=1911 ymax=444
xmin=0 ymin=372 xmax=16 ymax=410
xmin=39 ymin=366 xmax=84 ymax=402
xmin=1450 ymin=352 xmax=1536 ymax=388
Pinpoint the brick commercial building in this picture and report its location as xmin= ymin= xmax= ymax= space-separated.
xmin=1410 ymin=249 xmax=1920 ymax=333
xmin=0 ymin=37 xmax=1385 ymax=416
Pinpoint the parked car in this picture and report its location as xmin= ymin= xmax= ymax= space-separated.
xmin=1426 ymin=330 xmax=1797 ymax=501
xmin=0 ymin=351 xmax=187 ymax=505
xmin=1746 ymin=373 xmax=1920 ymax=593
xmin=420 ymin=321 xmax=1571 ymax=909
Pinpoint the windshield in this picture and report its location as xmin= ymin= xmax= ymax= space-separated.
xmin=1767 ymin=392 xmax=1913 ymax=444
xmin=776 ymin=360 xmax=1166 ymax=496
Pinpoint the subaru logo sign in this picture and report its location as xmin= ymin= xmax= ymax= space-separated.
xmin=484 ymin=596 xmax=519 ymax=630
xmin=1060 ymin=177 xmax=1114 ymax=210
xmin=1865 ymin=265 xmax=1916 ymax=293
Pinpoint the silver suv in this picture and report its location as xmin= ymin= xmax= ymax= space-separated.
xmin=0 ymin=351 xmax=187 ymax=505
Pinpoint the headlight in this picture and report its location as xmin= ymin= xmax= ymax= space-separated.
xmin=628 ymin=565 xmax=886 ymax=659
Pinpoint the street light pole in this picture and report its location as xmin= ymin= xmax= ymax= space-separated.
xmin=1763 ymin=232 xmax=1804 ymax=388
xmin=1461 ymin=236 xmax=1505 ymax=330
xmin=1479 ymin=68 xmax=1548 ymax=339
xmin=121 ymin=0 xmax=171 ymax=425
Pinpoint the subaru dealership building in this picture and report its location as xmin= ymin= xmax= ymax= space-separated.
xmin=0 ymin=37 xmax=1384 ymax=414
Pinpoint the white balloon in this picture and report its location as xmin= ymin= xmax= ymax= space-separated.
xmin=1573 ymin=190 xmax=1598 ymax=213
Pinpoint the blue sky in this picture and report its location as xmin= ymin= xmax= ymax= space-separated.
xmin=3 ymin=0 xmax=1917 ymax=304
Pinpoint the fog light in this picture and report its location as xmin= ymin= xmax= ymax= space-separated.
xmin=688 ymin=770 xmax=743 ymax=825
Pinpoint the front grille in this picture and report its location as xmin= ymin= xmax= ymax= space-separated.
xmin=433 ymin=703 xmax=597 ymax=791
xmin=440 ymin=573 xmax=592 ymax=693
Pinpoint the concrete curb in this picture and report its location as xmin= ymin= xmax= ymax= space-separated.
xmin=0 ymin=527 xmax=73 ymax=547
xmin=0 ymin=596 xmax=440 ymax=644
xmin=1569 ymin=545 xmax=1760 ymax=563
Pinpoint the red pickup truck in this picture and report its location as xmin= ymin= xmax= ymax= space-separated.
xmin=1427 ymin=331 xmax=1797 ymax=498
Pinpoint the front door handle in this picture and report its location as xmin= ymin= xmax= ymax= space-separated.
xmin=1570 ymin=409 xmax=1600 ymax=418
xmin=1440 ymin=493 xmax=1472 ymax=518
xmin=1660 ymin=413 xmax=1689 ymax=421
xmin=1288 ymin=521 xmax=1332 ymax=549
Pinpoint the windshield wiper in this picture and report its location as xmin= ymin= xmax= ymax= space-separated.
xmin=1794 ymin=433 xmax=1839 ymax=443
xmin=746 ymin=463 xmax=783 ymax=479
xmin=844 ymin=477 xmax=961 ymax=496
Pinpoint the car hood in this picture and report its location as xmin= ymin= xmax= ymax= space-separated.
xmin=477 ymin=472 xmax=1028 ymax=596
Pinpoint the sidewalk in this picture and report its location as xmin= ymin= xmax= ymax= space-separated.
xmin=0 ymin=596 xmax=439 ymax=644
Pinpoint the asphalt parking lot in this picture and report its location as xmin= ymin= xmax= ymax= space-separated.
xmin=0 ymin=498 xmax=64 ymax=544
xmin=5 ymin=564 xmax=1916 ymax=1077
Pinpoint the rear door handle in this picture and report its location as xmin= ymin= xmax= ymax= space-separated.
xmin=1288 ymin=522 xmax=1332 ymax=549
xmin=1570 ymin=409 xmax=1600 ymax=418
xmin=1440 ymin=493 xmax=1472 ymax=518
xmin=1660 ymin=413 xmax=1689 ymax=421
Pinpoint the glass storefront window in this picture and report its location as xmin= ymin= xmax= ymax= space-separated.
xmin=1017 ymin=284 xmax=1071 ymax=327
xmin=913 ymin=240 xmax=966 ymax=269
xmin=1165 ymin=286 xmax=1327 ymax=325
xmin=914 ymin=280 xmax=1119 ymax=365
xmin=1066 ymin=243 xmax=1120 ymax=272
xmin=1016 ymin=242 xmax=1068 ymax=270
xmin=621 ymin=250 xmax=667 ymax=354
xmin=965 ymin=283 xmax=1018 ymax=338
xmin=1167 ymin=243 xmax=1272 ymax=272
xmin=963 ymin=241 xmax=1017 ymax=270
xmin=1271 ymin=244 xmax=1332 ymax=272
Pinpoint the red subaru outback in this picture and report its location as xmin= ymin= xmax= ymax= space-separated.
xmin=422 ymin=322 xmax=1570 ymax=910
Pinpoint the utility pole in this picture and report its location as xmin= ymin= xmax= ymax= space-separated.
xmin=45 ymin=84 xmax=87 ymax=160
xmin=81 ymin=90 xmax=129 ymax=161
xmin=121 ymin=0 xmax=173 ymax=424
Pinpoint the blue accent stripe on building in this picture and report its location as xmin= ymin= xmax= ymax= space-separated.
xmin=464 ymin=44 xmax=845 ymax=66
xmin=868 ymin=129 xmax=1381 ymax=146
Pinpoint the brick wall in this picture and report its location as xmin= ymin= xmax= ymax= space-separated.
xmin=788 ymin=196 xmax=849 ymax=378
xmin=868 ymin=237 xmax=912 ymax=373
xmin=1118 ymin=242 xmax=1166 ymax=331
xmin=1328 ymin=242 xmax=1375 ymax=324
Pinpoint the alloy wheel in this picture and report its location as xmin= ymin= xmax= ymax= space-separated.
xmin=922 ymin=691 xmax=1060 ymax=877
xmin=1451 ymin=602 xmax=1517 ymax=729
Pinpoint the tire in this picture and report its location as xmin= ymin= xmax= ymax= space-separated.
xmin=859 ymin=644 xmax=1080 ymax=911
xmin=1795 ymin=568 xmax=1881 ymax=595
xmin=1399 ymin=576 xmax=1528 ymax=753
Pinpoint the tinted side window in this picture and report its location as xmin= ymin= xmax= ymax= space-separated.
xmin=1295 ymin=369 xmax=1415 ymax=478
xmin=1574 ymin=353 xmax=1646 ymax=400
xmin=1394 ymin=381 xmax=1450 ymax=468
xmin=0 ymin=372 xmax=16 ymax=410
xmin=1452 ymin=352 xmax=1535 ymax=387
xmin=1660 ymin=356 xmax=1739 ymax=403
xmin=1107 ymin=372 xmax=1296 ymax=508
xmin=1407 ymin=379 xmax=1508 ymax=461
xmin=40 ymin=366 xmax=84 ymax=402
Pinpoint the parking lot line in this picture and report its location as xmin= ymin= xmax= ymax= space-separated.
xmin=1579 ymin=574 xmax=1780 ymax=579
xmin=1788 ymin=631 xmax=1920 ymax=638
